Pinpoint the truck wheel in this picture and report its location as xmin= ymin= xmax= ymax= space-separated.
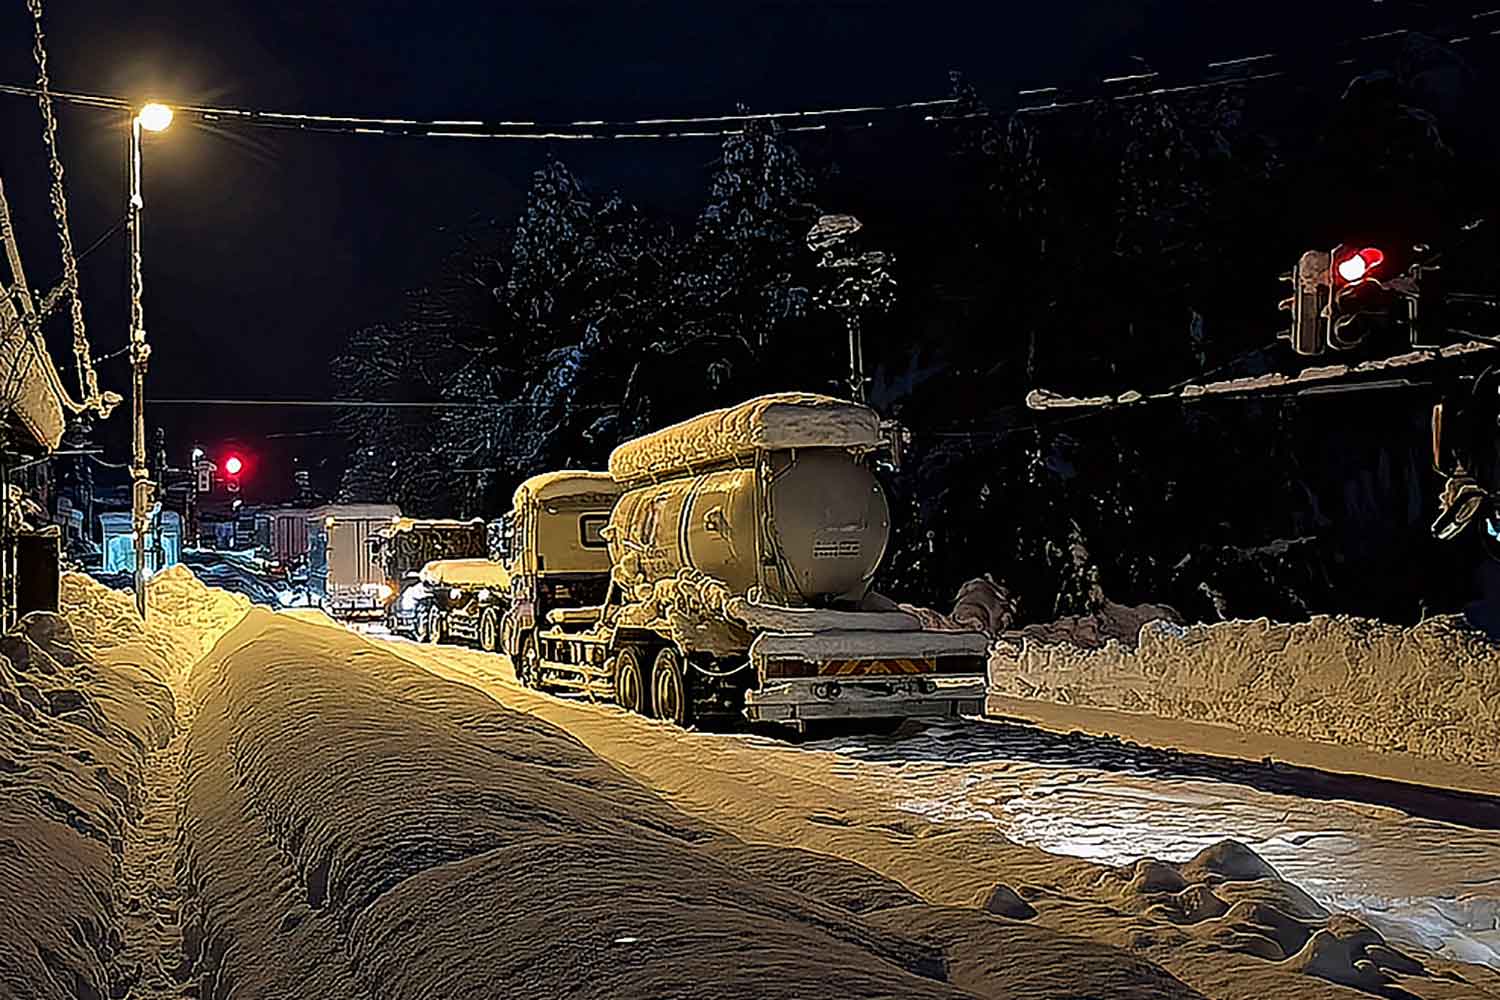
xmin=650 ymin=648 xmax=690 ymax=727
xmin=479 ymin=608 xmax=500 ymax=652
xmin=427 ymin=610 xmax=446 ymax=644
xmin=613 ymin=647 xmax=648 ymax=716
xmin=518 ymin=633 xmax=542 ymax=689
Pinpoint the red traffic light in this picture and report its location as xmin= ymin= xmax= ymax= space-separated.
xmin=1335 ymin=247 xmax=1384 ymax=284
xmin=224 ymin=455 xmax=244 ymax=476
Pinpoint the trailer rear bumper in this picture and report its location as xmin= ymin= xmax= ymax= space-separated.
xmin=743 ymin=674 xmax=986 ymax=724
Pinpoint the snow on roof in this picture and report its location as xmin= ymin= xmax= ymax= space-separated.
xmin=310 ymin=503 xmax=402 ymax=521
xmin=381 ymin=517 xmax=484 ymax=537
xmin=513 ymin=471 xmax=620 ymax=509
xmin=418 ymin=558 xmax=511 ymax=590
xmin=609 ymin=392 xmax=881 ymax=487
xmin=1026 ymin=341 xmax=1497 ymax=412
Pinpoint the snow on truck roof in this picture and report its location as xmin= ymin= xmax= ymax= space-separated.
xmin=608 ymin=392 xmax=881 ymax=487
xmin=418 ymin=558 xmax=511 ymax=589
xmin=311 ymin=503 xmax=401 ymax=521
xmin=380 ymin=517 xmax=484 ymax=537
xmin=513 ymin=470 xmax=620 ymax=509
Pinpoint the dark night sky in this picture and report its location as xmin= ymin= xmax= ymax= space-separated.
xmin=0 ymin=0 xmax=1465 ymax=500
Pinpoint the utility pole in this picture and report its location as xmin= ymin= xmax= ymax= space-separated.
xmin=126 ymin=102 xmax=173 ymax=618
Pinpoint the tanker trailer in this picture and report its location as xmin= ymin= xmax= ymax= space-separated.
xmin=525 ymin=393 xmax=990 ymax=732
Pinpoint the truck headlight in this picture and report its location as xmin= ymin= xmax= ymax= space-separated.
xmin=450 ymin=587 xmax=461 ymax=600
xmin=377 ymin=584 xmax=394 ymax=601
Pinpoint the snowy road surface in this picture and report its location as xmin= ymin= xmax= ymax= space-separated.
xmin=803 ymin=720 xmax=1500 ymax=969
xmin=381 ymin=628 xmax=1500 ymax=972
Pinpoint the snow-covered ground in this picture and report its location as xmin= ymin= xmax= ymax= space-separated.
xmin=7 ymin=568 xmax=1500 ymax=1000
xmin=808 ymin=719 xmax=1500 ymax=970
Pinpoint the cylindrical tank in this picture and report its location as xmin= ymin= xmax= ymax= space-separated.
xmin=608 ymin=448 xmax=889 ymax=606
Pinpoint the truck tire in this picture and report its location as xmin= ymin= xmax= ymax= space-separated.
xmin=612 ymin=647 xmax=648 ymax=716
xmin=650 ymin=647 xmax=690 ymax=727
xmin=479 ymin=607 xmax=500 ymax=652
xmin=518 ymin=632 xmax=542 ymax=689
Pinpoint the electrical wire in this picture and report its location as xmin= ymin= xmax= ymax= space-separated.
xmin=146 ymin=398 xmax=620 ymax=409
xmin=1 ymin=12 xmax=1491 ymax=142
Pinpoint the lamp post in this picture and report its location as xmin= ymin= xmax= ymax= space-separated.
xmin=128 ymin=101 xmax=172 ymax=618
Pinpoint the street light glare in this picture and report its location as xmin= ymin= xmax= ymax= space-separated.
xmin=138 ymin=102 xmax=173 ymax=132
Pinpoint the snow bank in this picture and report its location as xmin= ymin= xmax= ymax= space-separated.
xmin=989 ymin=612 xmax=1500 ymax=768
xmin=0 ymin=611 xmax=175 ymax=1000
xmin=178 ymin=611 xmax=1203 ymax=999
xmin=1093 ymin=840 xmax=1434 ymax=992
xmin=0 ymin=569 xmax=251 ymax=1000
xmin=62 ymin=566 xmax=253 ymax=669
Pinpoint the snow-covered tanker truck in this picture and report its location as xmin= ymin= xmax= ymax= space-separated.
xmin=419 ymin=393 xmax=991 ymax=731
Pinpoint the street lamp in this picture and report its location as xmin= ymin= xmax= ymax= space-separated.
xmin=128 ymin=101 xmax=172 ymax=618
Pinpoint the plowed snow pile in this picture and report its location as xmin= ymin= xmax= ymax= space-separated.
xmin=179 ymin=609 xmax=1213 ymax=999
xmin=0 ymin=570 xmax=249 ymax=1000
xmin=990 ymin=612 xmax=1500 ymax=768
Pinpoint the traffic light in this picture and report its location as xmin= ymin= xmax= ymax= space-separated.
xmin=224 ymin=453 xmax=244 ymax=493
xmin=1327 ymin=244 xmax=1392 ymax=349
xmin=1279 ymin=250 xmax=1331 ymax=355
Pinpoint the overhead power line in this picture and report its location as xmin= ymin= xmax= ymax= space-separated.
xmin=1 ymin=13 xmax=1492 ymax=142
xmin=147 ymin=398 xmax=618 ymax=409
xmin=0 ymin=81 xmax=956 ymax=139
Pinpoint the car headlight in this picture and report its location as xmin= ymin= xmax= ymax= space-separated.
xmin=478 ymin=588 xmax=491 ymax=602
xmin=377 ymin=584 xmax=394 ymax=601
xmin=450 ymin=587 xmax=461 ymax=601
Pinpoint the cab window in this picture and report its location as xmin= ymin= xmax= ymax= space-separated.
xmin=580 ymin=514 xmax=608 ymax=548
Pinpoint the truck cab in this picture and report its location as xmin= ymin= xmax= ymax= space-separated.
xmin=498 ymin=472 xmax=622 ymax=683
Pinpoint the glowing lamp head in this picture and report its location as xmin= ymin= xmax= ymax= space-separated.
xmin=138 ymin=102 xmax=173 ymax=133
xmin=224 ymin=456 xmax=243 ymax=476
xmin=1336 ymin=247 xmax=1384 ymax=284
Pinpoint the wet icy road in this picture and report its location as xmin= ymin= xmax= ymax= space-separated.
xmin=801 ymin=719 xmax=1500 ymax=970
